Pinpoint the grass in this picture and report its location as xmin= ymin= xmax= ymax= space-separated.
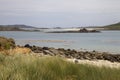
xmin=0 ymin=53 xmax=120 ymax=80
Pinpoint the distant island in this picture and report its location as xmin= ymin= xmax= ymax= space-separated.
xmin=47 ymin=28 xmax=100 ymax=33
xmin=0 ymin=22 xmax=120 ymax=31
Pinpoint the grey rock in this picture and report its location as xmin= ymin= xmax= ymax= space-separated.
xmin=43 ymin=50 xmax=54 ymax=56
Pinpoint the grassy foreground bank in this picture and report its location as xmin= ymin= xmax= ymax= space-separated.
xmin=0 ymin=53 xmax=120 ymax=80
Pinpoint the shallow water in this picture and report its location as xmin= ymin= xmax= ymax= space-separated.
xmin=0 ymin=31 xmax=120 ymax=54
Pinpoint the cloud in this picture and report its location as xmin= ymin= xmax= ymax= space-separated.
xmin=0 ymin=0 xmax=120 ymax=27
xmin=0 ymin=0 xmax=120 ymax=13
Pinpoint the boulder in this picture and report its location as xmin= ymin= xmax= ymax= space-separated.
xmin=43 ymin=50 xmax=54 ymax=56
xmin=42 ymin=47 xmax=49 ymax=50
xmin=49 ymin=48 xmax=60 ymax=55
xmin=24 ymin=44 xmax=31 ymax=48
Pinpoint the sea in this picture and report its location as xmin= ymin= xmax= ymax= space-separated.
xmin=0 ymin=30 xmax=120 ymax=54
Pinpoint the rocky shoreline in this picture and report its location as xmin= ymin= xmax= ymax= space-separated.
xmin=24 ymin=44 xmax=120 ymax=63
xmin=1 ymin=36 xmax=120 ymax=65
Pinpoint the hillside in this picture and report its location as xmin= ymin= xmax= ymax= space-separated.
xmin=0 ymin=25 xmax=36 ymax=31
xmin=0 ymin=27 xmax=24 ymax=31
xmin=103 ymin=22 xmax=120 ymax=30
xmin=0 ymin=25 xmax=35 ymax=28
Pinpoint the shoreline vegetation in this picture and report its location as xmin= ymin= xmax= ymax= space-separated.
xmin=0 ymin=36 xmax=120 ymax=79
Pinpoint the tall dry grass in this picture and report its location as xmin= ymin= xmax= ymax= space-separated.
xmin=0 ymin=53 xmax=120 ymax=80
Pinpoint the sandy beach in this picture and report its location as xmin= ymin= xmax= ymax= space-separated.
xmin=67 ymin=59 xmax=120 ymax=68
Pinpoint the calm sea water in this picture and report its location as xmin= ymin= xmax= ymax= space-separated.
xmin=0 ymin=31 xmax=120 ymax=54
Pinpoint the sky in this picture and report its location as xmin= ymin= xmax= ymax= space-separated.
xmin=0 ymin=0 xmax=120 ymax=27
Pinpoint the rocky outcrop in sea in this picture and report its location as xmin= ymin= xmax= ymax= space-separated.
xmin=47 ymin=28 xmax=100 ymax=33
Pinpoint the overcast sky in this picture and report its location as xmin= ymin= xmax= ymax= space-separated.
xmin=0 ymin=0 xmax=120 ymax=27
